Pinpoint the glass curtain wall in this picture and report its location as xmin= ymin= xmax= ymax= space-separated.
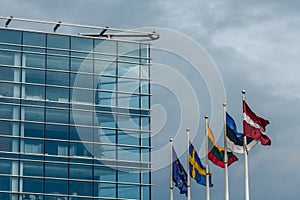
xmin=0 ymin=28 xmax=151 ymax=200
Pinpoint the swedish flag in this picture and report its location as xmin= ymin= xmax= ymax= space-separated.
xmin=189 ymin=142 xmax=213 ymax=187
xmin=172 ymin=147 xmax=188 ymax=195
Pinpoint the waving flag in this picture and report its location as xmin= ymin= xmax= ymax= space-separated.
xmin=189 ymin=142 xmax=213 ymax=187
xmin=172 ymin=147 xmax=188 ymax=195
xmin=243 ymin=101 xmax=271 ymax=145
xmin=226 ymin=112 xmax=257 ymax=154
xmin=207 ymin=124 xmax=238 ymax=168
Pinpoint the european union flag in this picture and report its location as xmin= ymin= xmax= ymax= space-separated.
xmin=172 ymin=147 xmax=188 ymax=195
xmin=189 ymin=142 xmax=213 ymax=187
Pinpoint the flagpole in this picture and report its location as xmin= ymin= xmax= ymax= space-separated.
xmin=170 ymin=138 xmax=174 ymax=200
xmin=186 ymin=128 xmax=191 ymax=200
xmin=242 ymin=90 xmax=250 ymax=200
xmin=223 ymin=103 xmax=229 ymax=200
xmin=204 ymin=115 xmax=210 ymax=200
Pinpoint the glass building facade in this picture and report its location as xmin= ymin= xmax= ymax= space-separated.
xmin=0 ymin=27 xmax=151 ymax=200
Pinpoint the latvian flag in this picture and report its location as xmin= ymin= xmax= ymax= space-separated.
xmin=243 ymin=101 xmax=271 ymax=146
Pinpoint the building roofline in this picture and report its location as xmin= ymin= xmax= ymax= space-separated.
xmin=0 ymin=16 xmax=159 ymax=44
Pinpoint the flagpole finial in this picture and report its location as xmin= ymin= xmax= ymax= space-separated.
xmin=223 ymin=102 xmax=227 ymax=107
xmin=204 ymin=115 xmax=208 ymax=119
xmin=186 ymin=128 xmax=190 ymax=132
xmin=169 ymin=138 xmax=173 ymax=142
xmin=242 ymin=90 xmax=246 ymax=94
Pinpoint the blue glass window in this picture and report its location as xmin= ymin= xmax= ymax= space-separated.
xmin=45 ymin=162 xmax=68 ymax=178
xmin=94 ymin=60 xmax=116 ymax=76
xmin=46 ymin=71 xmax=69 ymax=86
xmin=0 ymin=120 xmax=19 ymax=136
xmin=0 ymin=82 xmax=21 ymax=98
xmin=47 ymin=34 xmax=70 ymax=50
xmin=45 ymin=124 xmax=68 ymax=140
xmin=45 ymin=179 xmax=68 ymax=195
xmin=23 ymin=84 xmax=44 ymax=101
xmin=45 ymin=140 xmax=68 ymax=156
xmin=0 ymin=66 xmax=20 ymax=82
xmin=70 ymin=126 xmax=93 ymax=142
xmin=24 ymin=53 xmax=45 ymax=69
xmin=46 ymin=86 xmax=69 ymax=103
xmin=23 ymin=31 xmax=46 ymax=53
xmin=71 ymin=58 xmax=93 ymax=73
xmin=0 ymin=104 xmax=20 ymax=120
xmin=46 ymin=108 xmax=69 ymax=124
xmin=94 ymin=182 xmax=116 ymax=198
xmin=70 ymin=73 xmax=93 ymax=88
xmin=24 ymin=68 xmax=45 ymax=84
xmin=69 ymin=180 xmax=93 ymax=196
xmin=47 ymin=55 xmax=69 ymax=71
xmin=23 ymin=138 xmax=44 ymax=154
xmin=118 ymin=184 xmax=140 ymax=200
xmin=0 ymin=29 xmax=21 ymax=50
xmin=23 ymin=106 xmax=44 ymax=122
xmin=118 ymin=130 xmax=140 ymax=146
xmin=71 ymin=36 xmax=93 ymax=58
xmin=24 ymin=122 xmax=44 ymax=138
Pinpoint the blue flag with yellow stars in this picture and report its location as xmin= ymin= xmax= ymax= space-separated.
xmin=172 ymin=147 xmax=188 ymax=195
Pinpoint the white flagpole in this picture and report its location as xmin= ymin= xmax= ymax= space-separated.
xmin=186 ymin=128 xmax=191 ymax=200
xmin=170 ymin=138 xmax=174 ymax=200
xmin=204 ymin=115 xmax=210 ymax=200
xmin=242 ymin=90 xmax=250 ymax=200
xmin=223 ymin=103 xmax=229 ymax=200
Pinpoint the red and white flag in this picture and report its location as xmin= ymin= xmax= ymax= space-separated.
xmin=243 ymin=101 xmax=271 ymax=145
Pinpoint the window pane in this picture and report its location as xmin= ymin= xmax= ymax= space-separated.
xmin=23 ymin=177 xmax=44 ymax=193
xmin=47 ymin=34 xmax=70 ymax=49
xmin=23 ymin=106 xmax=44 ymax=122
xmin=69 ymin=180 xmax=92 ymax=196
xmin=118 ymin=146 xmax=140 ymax=162
xmin=94 ymin=182 xmax=116 ymax=198
xmin=47 ymin=55 xmax=69 ymax=71
xmin=0 ymin=29 xmax=21 ymax=50
xmin=71 ymin=36 xmax=93 ymax=57
xmin=45 ymin=124 xmax=68 ymax=140
xmin=24 ymin=122 xmax=44 ymax=138
xmin=24 ymin=68 xmax=45 ymax=84
xmin=0 ymin=66 xmax=20 ymax=82
xmin=94 ymin=60 xmax=116 ymax=76
xmin=0 ymin=104 xmax=20 ymax=120
xmin=71 ymin=58 xmax=93 ymax=73
xmin=45 ymin=179 xmax=68 ymax=195
xmin=0 ymin=136 xmax=19 ymax=152
xmin=0 ymin=159 xmax=12 ymax=175
xmin=24 ymin=53 xmax=45 ymax=69
xmin=96 ymin=75 xmax=116 ymax=91
xmin=0 ymin=82 xmax=20 ymax=98
xmin=23 ymin=84 xmax=44 ymax=101
xmin=70 ymin=73 xmax=93 ymax=89
xmin=46 ymin=86 xmax=69 ymax=103
xmin=94 ymin=166 xmax=116 ymax=182
xmin=46 ymin=71 xmax=69 ymax=86
xmin=70 ymin=142 xmax=92 ymax=158
xmin=23 ymin=138 xmax=44 ymax=154
xmin=0 ymin=121 xmax=19 ymax=136
xmin=118 ymin=130 xmax=139 ymax=146
xmin=70 ymin=126 xmax=93 ymax=142
xmin=23 ymin=31 xmax=46 ymax=53
xmin=46 ymin=108 xmax=69 ymax=124
xmin=69 ymin=164 xmax=92 ymax=180
xmin=45 ymin=162 xmax=68 ymax=178
xmin=23 ymin=161 xmax=44 ymax=176
xmin=45 ymin=140 xmax=68 ymax=156
xmin=118 ymin=184 xmax=140 ymax=200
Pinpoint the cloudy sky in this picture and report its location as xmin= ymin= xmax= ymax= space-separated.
xmin=1 ymin=0 xmax=300 ymax=199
